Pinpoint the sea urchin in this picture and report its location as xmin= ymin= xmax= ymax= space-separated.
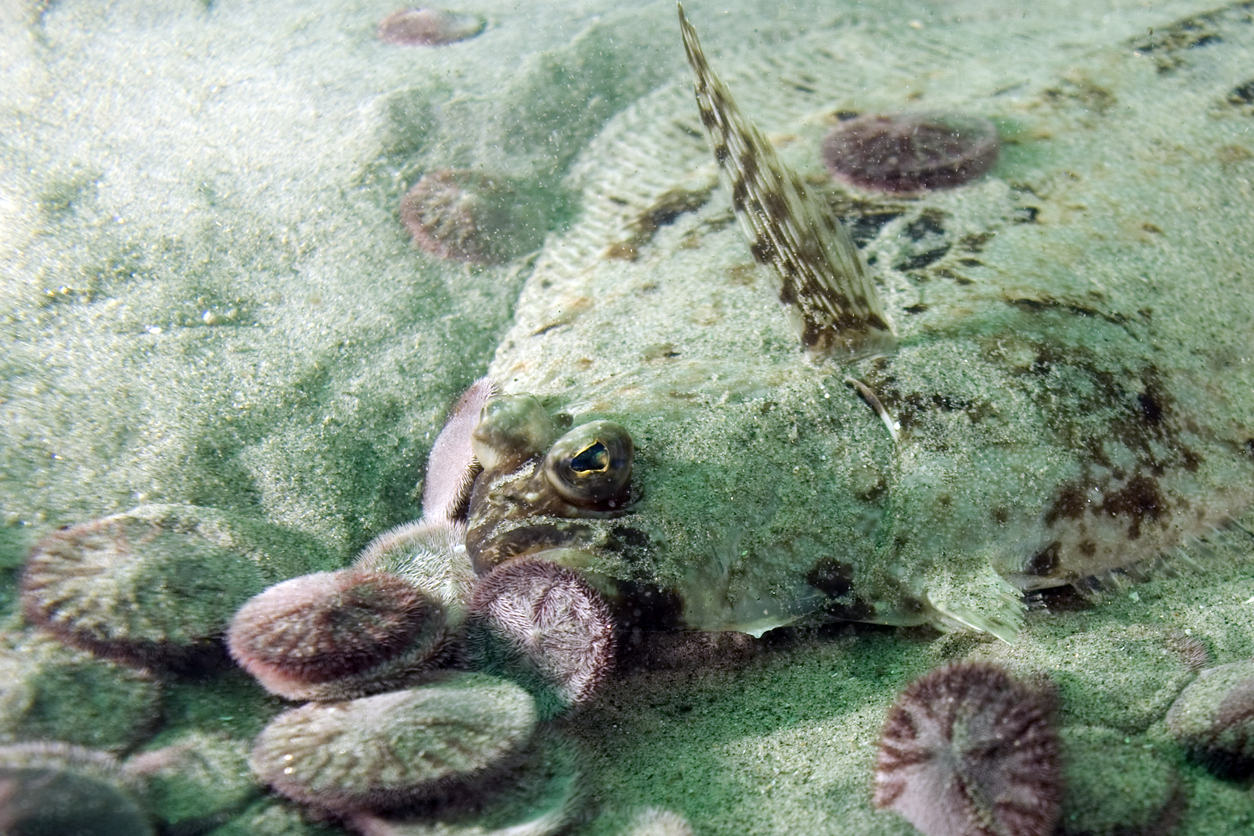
xmin=873 ymin=661 xmax=1062 ymax=836
xmin=821 ymin=111 xmax=1000 ymax=194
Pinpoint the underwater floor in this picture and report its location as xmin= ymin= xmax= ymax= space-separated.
xmin=3 ymin=0 xmax=1254 ymax=833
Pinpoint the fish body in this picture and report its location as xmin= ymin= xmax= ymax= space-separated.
xmin=480 ymin=4 xmax=1254 ymax=639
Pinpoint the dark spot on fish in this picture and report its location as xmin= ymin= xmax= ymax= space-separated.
xmin=1229 ymin=80 xmax=1254 ymax=106
xmin=1026 ymin=542 xmax=1061 ymax=576
xmin=1005 ymin=295 xmax=1128 ymax=325
xmin=834 ymin=110 xmax=860 ymax=121
xmin=605 ymin=526 xmax=652 ymax=561
xmin=731 ymin=178 xmax=749 ymax=212
xmin=895 ymin=247 xmax=950 ymax=271
xmin=904 ymin=210 xmax=947 ymax=241
xmin=991 ymin=507 xmax=1010 ymax=524
xmin=604 ymin=242 xmax=638 ymax=261
xmin=1098 ymin=474 xmax=1167 ymax=539
xmin=751 ymin=238 xmax=777 ymax=265
xmin=806 ymin=558 xmax=855 ymax=598
xmin=1045 ymin=484 xmax=1088 ymax=525
xmin=930 ymin=267 xmax=959 ymax=281
xmin=883 ymin=390 xmax=993 ymax=431
xmin=1042 ymin=79 xmax=1117 ymax=113
xmin=957 ymin=258 xmax=983 ymax=267
xmin=739 ymin=148 xmax=759 ymax=182
xmin=642 ymin=343 xmax=681 ymax=362
xmin=1013 ymin=206 xmax=1040 ymax=224
xmin=1130 ymin=8 xmax=1229 ymax=73
xmin=844 ymin=210 xmax=903 ymax=246
xmin=630 ymin=187 xmax=715 ymax=237
xmin=609 ymin=186 xmax=717 ymax=257
xmin=807 ymin=559 xmax=876 ymax=622
xmin=1138 ymin=391 xmax=1164 ymax=425
xmin=904 ymin=304 xmax=929 ymax=315
xmin=1078 ymin=539 xmax=1097 ymax=557
xmin=960 ymin=232 xmax=996 ymax=252
xmin=677 ymin=122 xmax=705 ymax=141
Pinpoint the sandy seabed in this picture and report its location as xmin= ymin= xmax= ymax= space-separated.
xmin=3 ymin=0 xmax=1254 ymax=833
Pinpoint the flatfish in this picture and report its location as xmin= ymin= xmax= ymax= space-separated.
xmin=483 ymin=3 xmax=1254 ymax=640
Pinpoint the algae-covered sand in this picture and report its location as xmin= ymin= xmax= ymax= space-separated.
xmin=2 ymin=0 xmax=1254 ymax=834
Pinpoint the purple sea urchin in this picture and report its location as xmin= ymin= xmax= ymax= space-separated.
xmin=123 ymin=732 xmax=257 ymax=833
xmin=0 ymin=742 xmax=153 ymax=836
xmin=20 ymin=506 xmax=272 ymax=669
xmin=419 ymin=377 xmax=498 ymax=524
xmin=226 ymin=569 xmax=452 ymax=701
xmin=377 ymin=8 xmax=485 ymax=46
xmin=821 ymin=112 xmax=1000 ymax=194
xmin=467 ymin=554 xmax=615 ymax=719
xmin=1166 ymin=659 xmax=1254 ymax=779
xmin=874 ymin=661 xmax=1062 ymax=836
xmin=1058 ymin=726 xmax=1185 ymax=836
xmin=399 ymin=170 xmax=543 ymax=265
xmin=0 ymin=632 xmax=160 ymax=752
xmin=249 ymin=672 xmax=538 ymax=813
xmin=348 ymin=731 xmax=583 ymax=836
xmin=353 ymin=518 xmax=475 ymax=628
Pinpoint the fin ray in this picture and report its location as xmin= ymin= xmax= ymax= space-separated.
xmin=678 ymin=3 xmax=894 ymax=360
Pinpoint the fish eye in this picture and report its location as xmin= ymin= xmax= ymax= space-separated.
xmin=543 ymin=421 xmax=633 ymax=508
xmin=471 ymin=394 xmax=555 ymax=471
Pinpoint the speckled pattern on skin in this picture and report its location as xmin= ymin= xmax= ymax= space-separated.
xmin=487 ymin=1 xmax=1254 ymax=643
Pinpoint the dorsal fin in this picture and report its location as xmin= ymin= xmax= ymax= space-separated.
xmin=677 ymin=4 xmax=894 ymax=361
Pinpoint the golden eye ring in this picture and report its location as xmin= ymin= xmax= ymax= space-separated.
xmin=543 ymin=421 xmax=633 ymax=508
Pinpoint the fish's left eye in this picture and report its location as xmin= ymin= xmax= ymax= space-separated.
xmin=543 ymin=421 xmax=633 ymax=508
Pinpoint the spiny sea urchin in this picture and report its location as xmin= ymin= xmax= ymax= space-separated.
xmin=249 ymin=672 xmax=538 ymax=813
xmin=353 ymin=518 xmax=475 ymax=628
xmin=418 ymin=376 xmax=497 ymax=524
xmin=226 ymin=568 xmax=452 ymax=702
xmin=376 ymin=8 xmax=485 ymax=46
xmin=347 ymin=730 xmax=584 ymax=836
xmin=821 ymin=111 xmax=1000 ymax=194
xmin=399 ymin=169 xmax=544 ymax=265
xmin=20 ymin=506 xmax=273 ymax=670
xmin=0 ymin=741 xmax=153 ymax=836
xmin=874 ymin=661 xmax=1062 ymax=836
xmin=467 ymin=553 xmax=615 ymax=719
xmin=1166 ymin=659 xmax=1254 ymax=779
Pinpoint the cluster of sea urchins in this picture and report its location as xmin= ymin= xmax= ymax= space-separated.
xmin=225 ymin=378 xmax=616 ymax=827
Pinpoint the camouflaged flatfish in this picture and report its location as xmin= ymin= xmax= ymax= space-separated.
xmin=478 ymin=3 xmax=1254 ymax=640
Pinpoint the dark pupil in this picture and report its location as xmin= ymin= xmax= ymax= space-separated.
xmin=570 ymin=441 xmax=609 ymax=475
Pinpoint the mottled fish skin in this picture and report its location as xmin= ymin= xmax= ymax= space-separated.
xmin=678 ymin=4 xmax=894 ymax=361
xmin=481 ymin=4 xmax=1254 ymax=641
